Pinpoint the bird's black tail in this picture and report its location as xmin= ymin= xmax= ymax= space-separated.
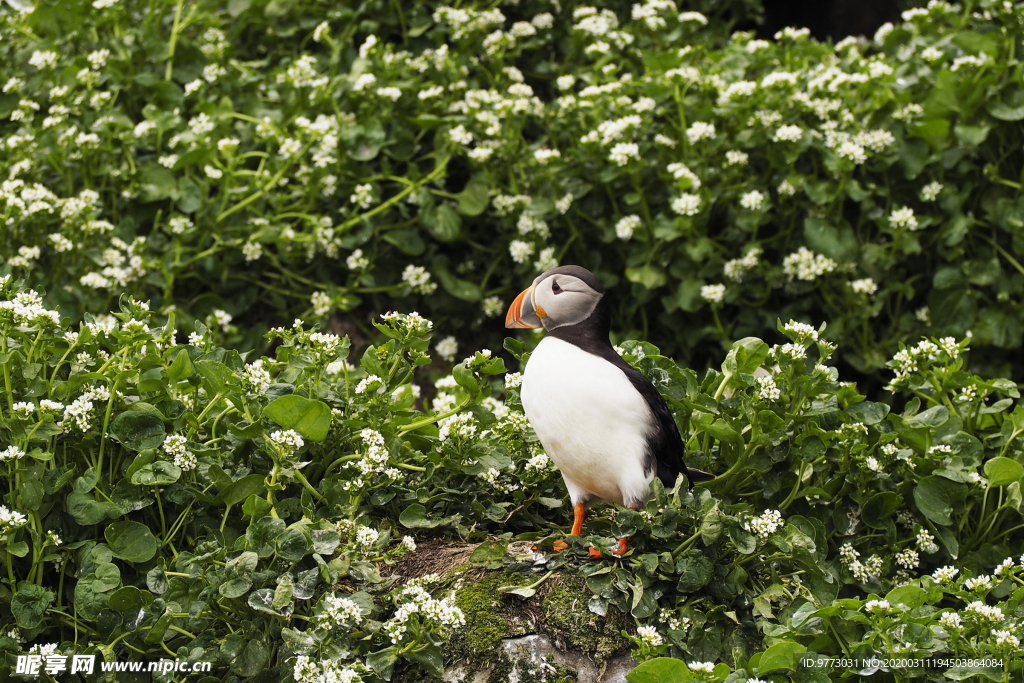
xmin=684 ymin=466 xmax=716 ymax=489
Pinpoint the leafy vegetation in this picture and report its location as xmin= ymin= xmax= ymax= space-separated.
xmin=0 ymin=276 xmax=1022 ymax=681
xmin=3 ymin=0 xmax=1024 ymax=681
xmin=4 ymin=0 xmax=1024 ymax=376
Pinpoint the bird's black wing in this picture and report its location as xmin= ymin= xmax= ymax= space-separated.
xmin=591 ymin=347 xmax=704 ymax=490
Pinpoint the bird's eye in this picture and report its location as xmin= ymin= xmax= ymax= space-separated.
xmin=552 ymin=282 xmax=563 ymax=294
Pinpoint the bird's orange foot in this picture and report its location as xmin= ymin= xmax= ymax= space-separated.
xmin=552 ymin=540 xmax=569 ymax=552
xmin=589 ymin=537 xmax=628 ymax=559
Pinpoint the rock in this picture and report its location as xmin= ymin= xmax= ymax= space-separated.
xmin=381 ymin=541 xmax=637 ymax=682
xmin=443 ymin=634 xmax=637 ymax=682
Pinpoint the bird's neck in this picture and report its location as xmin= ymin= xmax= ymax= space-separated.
xmin=547 ymin=299 xmax=613 ymax=352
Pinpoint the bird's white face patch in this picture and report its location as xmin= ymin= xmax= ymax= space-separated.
xmin=530 ymin=273 xmax=602 ymax=331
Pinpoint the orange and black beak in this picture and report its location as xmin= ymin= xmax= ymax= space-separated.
xmin=505 ymin=285 xmax=544 ymax=329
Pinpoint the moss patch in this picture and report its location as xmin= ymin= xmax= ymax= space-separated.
xmin=541 ymin=575 xmax=630 ymax=664
xmin=445 ymin=569 xmax=528 ymax=667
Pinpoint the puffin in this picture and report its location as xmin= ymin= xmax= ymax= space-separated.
xmin=506 ymin=265 xmax=712 ymax=556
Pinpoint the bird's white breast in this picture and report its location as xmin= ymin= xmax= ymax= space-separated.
xmin=521 ymin=336 xmax=654 ymax=507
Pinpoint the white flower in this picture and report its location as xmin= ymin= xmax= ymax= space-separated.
xmin=864 ymin=599 xmax=891 ymax=613
xmin=756 ymin=375 xmax=780 ymax=401
xmin=889 ymin=206 xmax=918 ymax=231
xmin=920 ymin=181 xmax=943 ymax=201
xmin=402 ymin=265 xmax=437 ymax=295
xmin=725 ymin=150 xmax=749 ymax=166
xmin=783 ymin=247 xmax=837 ymax=281
xmin=320 ymin=594 xmax=362 ymax=628
xmin=204 ymin=165 xmax=223 ymax=179
xmin=671 ymin=193 xmax=702 ymax=216
xmin=534 ymin=148 xmax=560 ymax=164
xmin=992 ymin=629 xmax=1019 ymax=648
xmin=744 ymin=509 xmax=784 ymax=539
xmin=895 ymin=549 xmax=919 ymax=569
xmin=313 ymin=22 xmax=331 ymax=43
xmin=686 ymin=121 xmax=716 ymax=144
xmin=438 ymin=413 xmax=477 ymax=444
xmin=355 ymin=526 xmax=379 ymax=547
xmin=850 ymin=278 xmax=878 ymax=295
xmin=777 ymin=179 xmax=797 ymax=196
xmin=688 ymin=662 xmax=714 ymax=673
xmin=504 ymin=372 xmax=523 ymax=390
xmin=965 ymin=601 xmax=1003 ymax=623
xmin=964 ymin=575 xmax=993 ymax=592
xmin=636 ymin=625 xmax=663 ymax=647
xmin=350 ymin=183 xmax=374 ymax=209
xmin=616 ymin=215 xmax=641 ymax=240
xmin=29 ymin=51 xmax=58 ymax=70
xmin=242 ymin=359 xmax=272 ymax=394
xmin=775 ymin=125 xmax=803 ymax=142
xmin=482 ymin=296 xmax=504 ymax=318
xmin=724 ymin=248 xmax=761 ymax=281
xmin=740 ymin=190 xmax=765 ymax=211
xmin=346 ymin=249 xmax=369 ymax=270
xmin=678 ymin=11 xmax=708 ymax=24
xmin=701 ymin=284 xmax=725 ymax=304
xmin=939 ymin=612 xmax=963 ymax=631
xmin=435 ymin=336 xmax=459 ymax=362
xmin=449 ymin=124 xmax=474 ymax=145
xmin=352 ymin=73 xmax=377 ymax=91
xmin=525 ymin=451 xmax=550 ymax=471
xmin=242 ymin=241 xmax=263 ymax=262
xmin=509 ymin=240 xmax=534 ymax=264
xmin=0 ymin=446 xmax=25 ymax=462
xmin=269 ymin=429 xmax=305 ymax=457
xmin=609 ymin=142 xmax=640 ymax=166
xmin=355 ymin=375 xmax=383 ymax=395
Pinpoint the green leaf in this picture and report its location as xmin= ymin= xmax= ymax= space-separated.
xmin=846 ymin=401 xmax=890 ymax=425
xmin=400 ymin=503 xmax=441 ymax=529
xmin=905 ymin=405 xmax=949 ymax=429
xmin=130 ymin=461 xmax=182 ymax=486
xmin=456 ymin=177 xmax=490 ymax=216
xmin=218 ymin=474 xmax=267 ymax=508
xmin=803 ymin=216 xmax=858 ymax=262
xmin=105 ymin=521 xmax=159 ymax=563
xmin=984 ymin=457 xmax=1024 ymax=487
xmin=676 ymin=549 xmax=713 ymax=592
xmin=262 ymin=394 xmax=332 ymax=441
xmin=227 ymin=0 xmax=251 ymax=16
xmin=166 ymin=349 xmax=193 ymax=384
xmin=195 ymin=359 xmax=233 ymax=395
xmin=367 ymin=647 xmax=399 ymax=680
xmin=67 ymin=491 xmax=119 ymax=525
xmin=429 ymin=204 xmax=462 ymax=242
xmin=757 ymin=641 xmax=807 ymax=673
xmin=625 ymin=265 xmax=667 ymax=289
xmin=275 ymin=527 xmax=310 ymax=561
xmin=12 ymin=583 xmax=54 ymax=629
xmin=861 ymin=492 xmax=903 ymax=529
xmin=626 ymin=658 xmax=693 ymax=683
xmin=176 ymin=177 xmax=202 ymax=213
xmin=109 ymin=403 xmax=167 ymax=451
xmin=914 ymin=475 xmax=967 ymax=526
xmin=139 ymin=164 xmax=177 ymax=202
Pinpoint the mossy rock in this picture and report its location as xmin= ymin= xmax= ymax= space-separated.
xmin=382 ymin=541 xmax=633 ymax=681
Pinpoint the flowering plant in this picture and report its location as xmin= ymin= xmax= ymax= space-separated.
xmin=5 ymin=0 xmax=1024 ymax=380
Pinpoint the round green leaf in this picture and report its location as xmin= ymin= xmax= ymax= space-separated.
xmin=262 ymin=394 xmax=332 ymax=441
xmin=984 ymin=457 xmax=1024 ymax=487
xmin=105 ymin=521 xmax=159 ymax=563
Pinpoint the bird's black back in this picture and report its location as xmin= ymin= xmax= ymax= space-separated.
xmin=548 ymin=294 xmax=693 ymax=491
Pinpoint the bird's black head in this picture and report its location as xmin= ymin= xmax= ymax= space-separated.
xmin=505 ymin=265 xmax=612 ymax=346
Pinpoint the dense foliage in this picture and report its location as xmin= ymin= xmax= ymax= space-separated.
xmin=4 ymin=0 xmax=1024 ymax=377
xmin=0 ymin=277 xmax=1021 ymax=681
xmin=3 ymin=0 xmax=1024 ymax=681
